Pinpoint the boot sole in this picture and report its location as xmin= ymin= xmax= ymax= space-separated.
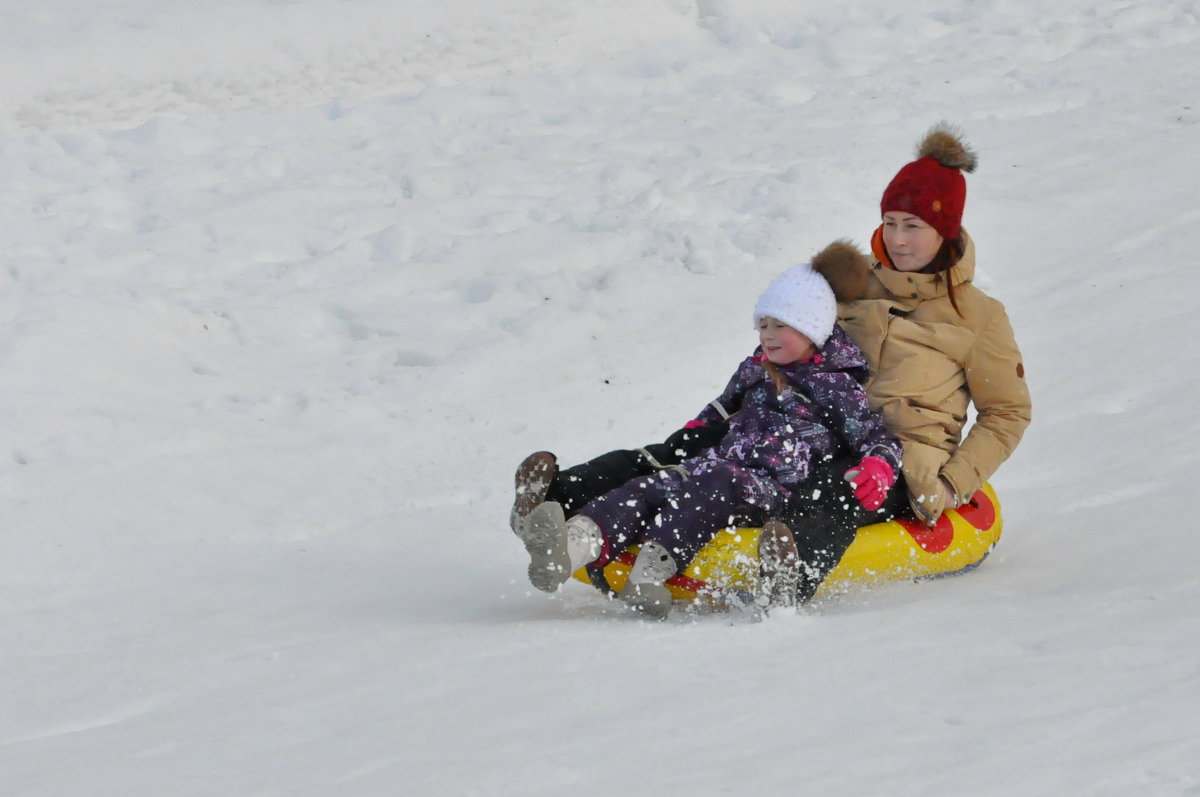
xmin=524 ymin=502 xmax=572 ymax=593
xmin=510 ymin=451 xmax=557 ymax=539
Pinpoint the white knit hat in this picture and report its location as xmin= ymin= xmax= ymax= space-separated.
xmin=752 ymin=263 xmax=837 ymax=347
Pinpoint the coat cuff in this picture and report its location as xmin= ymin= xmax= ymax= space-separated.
xmin=907 ymin=489 xmax=946 ymax=526
xmin=938 ymin=464 xmax=976 ymax=507
xmin=866 ymin=445 xmax=902 ymax=475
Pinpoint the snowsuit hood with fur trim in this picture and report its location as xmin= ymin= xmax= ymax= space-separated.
xmin=835 ymin=230 xmax=1031 ymax=522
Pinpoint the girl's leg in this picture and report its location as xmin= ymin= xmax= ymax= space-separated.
xmin=580 ymin=461 xmax=762 ymax=568
xmin=523 ymin=469 xmax=695 ymax=594
xmin=635 ymin=464 xmax=756 ymax=568
xmin=558 ymin=472 xmax=684 ymax=618
xmin=578 ymin=470 xmax=688 ymax=560
xmin=578 ymin=465 xmax=758 ymax=618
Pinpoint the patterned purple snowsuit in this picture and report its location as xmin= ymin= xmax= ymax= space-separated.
xmin=581 ymin=325 xmax=902 ymax=567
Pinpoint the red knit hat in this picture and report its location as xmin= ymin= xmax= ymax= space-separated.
xmin=880 ymin=124 xmax=978 ymax=240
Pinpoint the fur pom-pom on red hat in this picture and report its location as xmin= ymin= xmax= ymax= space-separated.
xmin=880 ymin=123 xmax=977 ymax=240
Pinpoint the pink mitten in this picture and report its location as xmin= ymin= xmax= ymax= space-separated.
xmin=843 ymin=456 xmax=896 ymax=511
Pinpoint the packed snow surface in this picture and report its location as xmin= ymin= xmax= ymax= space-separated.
xmin=3 ymin=1 xmax=1199 ymax=794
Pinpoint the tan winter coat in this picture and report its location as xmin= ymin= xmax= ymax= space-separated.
xmin=837 ymin=230 xmax=1032 ymax=523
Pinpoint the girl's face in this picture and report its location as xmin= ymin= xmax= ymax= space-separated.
xmin=758 ymin=317 xmax=816 ymax=365
xmin=882 ymin=211 xmax=944 ymax=272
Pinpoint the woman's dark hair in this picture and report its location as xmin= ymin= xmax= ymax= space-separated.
xmin=921 ymin=235 xmax=966 ymax=316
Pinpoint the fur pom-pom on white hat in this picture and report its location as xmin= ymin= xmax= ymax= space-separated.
xmin=753 ymin=263 xmax=837 ymax=347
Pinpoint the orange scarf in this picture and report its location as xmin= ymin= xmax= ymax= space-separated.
xmin=870 ymin=224 xmax=893 ymax=269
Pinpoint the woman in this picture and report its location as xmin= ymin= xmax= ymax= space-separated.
xmin=840 ymin=123 xmax=1031 ymax=526
xmin=511 ymin=123 xmax=1031 ymax=606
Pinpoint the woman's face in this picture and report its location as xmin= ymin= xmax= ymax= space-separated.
xmin=882 ymin=211 xmax=944 ymax=272
xmin=758 ymin=317 xmax=816 ymax=365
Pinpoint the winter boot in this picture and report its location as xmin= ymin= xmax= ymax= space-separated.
xmin=510 ymin=450 xmax=557 ymax=540
xmin=525 ymin=506 xmax=604 ymax=593
xmin=617 ymin=541 xmax=677 ymax=620
xmin=757 ymin=520 xmax=801 ymax=610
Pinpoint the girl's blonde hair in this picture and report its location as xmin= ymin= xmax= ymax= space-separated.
xmin=762 ymin=360 xmax=788 ymax=393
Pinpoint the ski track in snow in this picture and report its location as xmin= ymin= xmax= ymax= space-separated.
xmin=3 ymin=1 xmax=1200 ymax=795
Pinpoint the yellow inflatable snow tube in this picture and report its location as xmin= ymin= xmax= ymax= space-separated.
xmin=572 ymin=483 xmax=1002 ymax=603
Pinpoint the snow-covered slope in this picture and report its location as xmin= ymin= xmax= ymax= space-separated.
xmin=3 ymin=1 xmax=1199 ymax=794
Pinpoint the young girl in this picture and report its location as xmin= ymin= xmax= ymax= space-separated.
xmin=520 ymin=246 xmax=903 ymax=618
